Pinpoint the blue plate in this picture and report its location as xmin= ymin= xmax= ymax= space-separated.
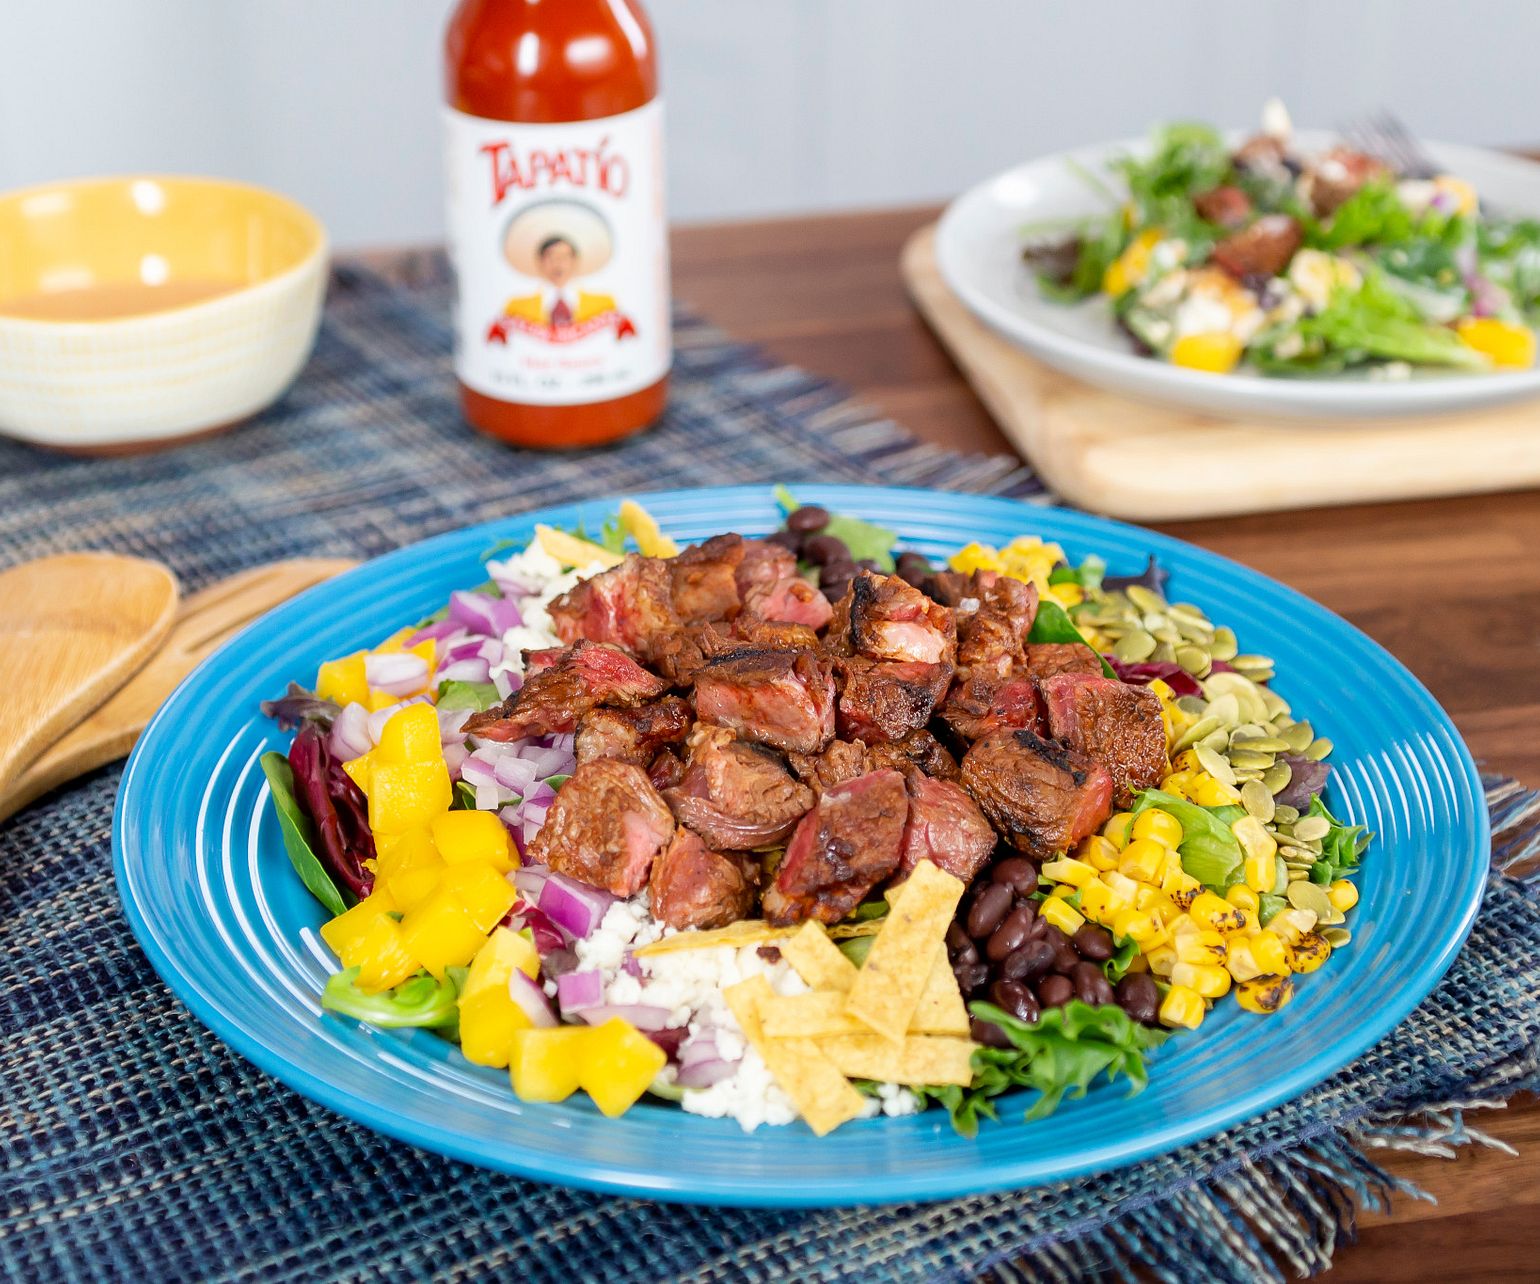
xmin=114 ymin=485 xmax=1487 ymax=1206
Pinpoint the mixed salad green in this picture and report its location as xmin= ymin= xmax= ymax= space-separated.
xmin=1025 ymin=109 xmax=1540 ymax=378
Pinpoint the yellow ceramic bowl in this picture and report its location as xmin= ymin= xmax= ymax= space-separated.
xmin=0 ymin=176 xmax=327 ymax=450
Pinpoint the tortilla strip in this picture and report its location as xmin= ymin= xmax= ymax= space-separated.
xmin=778 ymin=921 xmax=860 ymax=992
xmin=816 ymin=1033 xmax=977 ymax=1087
xmin=912 ymin=945 xmax=970 ymax=1037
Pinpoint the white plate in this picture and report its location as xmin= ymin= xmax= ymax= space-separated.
xmin=935 ymin=131 xmax=1540 ymax=420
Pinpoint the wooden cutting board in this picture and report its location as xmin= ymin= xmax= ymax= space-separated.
xmin=902 ymin=223 xmax=1540 ymax=521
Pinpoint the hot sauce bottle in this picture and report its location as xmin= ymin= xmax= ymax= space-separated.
xmin=444 ymin=0 xmax=669 ymax=448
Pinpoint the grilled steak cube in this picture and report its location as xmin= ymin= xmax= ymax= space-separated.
xmin=649 ymin=827 xmax=757 ymax=930
xmin=548 ymin=553 xmax=680 ymax=659
xmin=669 ymin=533 xmax=747 ymax=624
xmin=693 ymin=646 xmax=836 ymax=754
xmin=1023 ymin=642 xmax=1104 ymax=681
xmin=894 ymin=769 xmax=996 ymax=885
xmin=1211 ymin=213 xmax=1303 ymax=280
xmin=762 ymin=768 xmax=908 ymax=925
xmin=648 ymin=748 xmax=686 ymax=792
xmin=466 ymin=640 xmax=668 ymax=742
xmin=786 ymin=739 xmax=870 ymax=795
xmin=921 ymin=569 xmax=974 ymax=609
xmin=832 ymin=571 xmax=956 ymax=665
xmin=742 ymin=574 xmax=833 ymax=632
xmin=527 ymin=759 xmax=675 ymax=896
xmin=835 ymin=656 xmax=953 ymax=744
xmin=734 ymin=539 xmax=798 ymax=595
xmin=732 ymin=616 xmax=821 ymax=651
xmin=575 ymin=695 xmax=693 ymax=767
xmin=865 ymin=729 xmax=961 ymax=782
xmin=522 ymin=646 xmax=565 ymax=676
xmin=961 ymin=728 xmax=1113 ymax=857
xmin=956 ymin=574 xmax=1037 ymax=677
xmin=1039 ymin=673 xmax=1167 ymax=808
xmin=663 ymin=725 xmax=814 ymax=850
xmin=937 ymin=672 xmax=1039 ymax=743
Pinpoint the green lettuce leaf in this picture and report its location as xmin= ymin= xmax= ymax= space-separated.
xmin=437 ymin=679 xmax=501 ymax=712
xmin=1305 ymin=795 xmax=1372 ymax=884
xmin=1307 ymin=271 xmax=1489 ymax=369
xmin=774 ymin=484 xmax=897 ymax=571
xmin=1132 ymin=788 xmax=1243 ymax=889
xmin=1027 ymin=600 xmax=1118 ymax=679
xmin=260 ymin=751 xmax=349 ymax=916
xmin=320 ymin=966 xmax=461 ymax=1029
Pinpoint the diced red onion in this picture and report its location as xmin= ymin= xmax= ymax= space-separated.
xmin=555 ymin=970 xmax=604 ymax=1015
xmin=474 ymin=781 xmax=502 ymax=812
xmin=492 ymin=670 xmax=516 ymax=701
xmin=516 ymin=745 xmax=574 ymax=778
xmin=364 ymin=652 xmax=428 ymax=697
xmin=478 ymin=638 xmax=506 ymax=664
xmin=512 ymin=864 xmax=550 ymax=902
xmin=508 ymin=899 xmax=567 ymax=953
xmin=442 ymin=742 xmax=468 ymax=776
xmin=647 ymin=1027 xmax=689 ymax=1057
xmin=407 ymin=619 xmax=462 ymax=646
xmin=460 ymin=757 xmax=499 ymax=790
xmin=436 ymin=658 xmax=492 ymax=685
xmin=621 ymin=951 xmax=643 ymax=979
xmin=678 ymin=1036 xmax=722 ymax=1068
xmin=577 ymin=1004 xmax=673 ymax=1031
xmin=538 ymin=872 xmax=614 ymax=939
xmin=547 ymin=732 xmax=575 ymax=753
xmin=508 ymin=969 xmax=558 ymax=1028
xmin=443 ymin=636 xmax=488 ymax=664
xmin=449 ymin=590 xmax=525 ymax=637
xmin=328 ymin=702 xmax=372 ymax=762
xmin=438 ymin=706 xmax=473 ymax=742
xmin=523 ymin=780 xmax=557 ymax=810
xmin=521 ymin=803 xmax=549 ymax=831
xmin=675 ymin=1059 xmax=737 ymax=1089
xmin=493 ymin=755 xmax=539 ymax=795
xmin=487 ymin=558 xmax=542 ymax=598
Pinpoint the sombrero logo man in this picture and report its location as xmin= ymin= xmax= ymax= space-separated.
xmin=486 ymin=198 xmax=637 ymax=345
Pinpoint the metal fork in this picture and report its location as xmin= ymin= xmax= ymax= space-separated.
xmin=1340 ymin=111 xmax=1439 ymax=180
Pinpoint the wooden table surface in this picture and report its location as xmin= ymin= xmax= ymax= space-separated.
xmin=672 ymin=206 xmax=1540 ymax=1281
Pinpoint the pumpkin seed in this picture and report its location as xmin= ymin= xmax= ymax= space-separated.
xmin=1199 ymin=728 xmax=1231 ymax=753
xmin=1281 ymin=721 xmax=1315 ymax=753
xmin=1263 ymin=761 xmax=1293 ymax=795
xmin=1231 ymin=768 xmax=1266 ymax=784
xmin=1209 ymin=626 xmax=1238 ymax=662
xmin=1280 ymin=843 xmax=1321 ymax=862
xmin=1151 ymin=640 xmax=1177 ymax=664
xmin=1305 ymin=737 xmax=1334 ymax=762
xmin=1126 ymin=584 xmax=1165 ymax=615
xmin=1204 ymin=693 xmax=1242 ymax=728
xmin=1176 ymin=617 xmax=1216 ymax=643
xmin=1228 ymin=749 xmax=1277 ymax=771
xmin=1175 ymin=695 xmax=1208 ymax=716
xmin=1231 ymin=735 xmax=1290 ymax=753
xmin=1291 ymin=815 xmax=1331 ymax=842
xmin=1113 ymin=629 xmax=1157 ymax=663
xmin=1317 ymin=905 xmax=1345 ymax=926
xmin=1273 ymin=803 xmax=1300 ymax=825
xmin=1322 ymin=927 xmax=1352 ymax=948
xmin=1241 ymin=781 xmax=1275 ymax=823
xmin=1176 ymin=645 xmax=1212 ymax=677
xmin=1228 ymin=722 xmax=1267 ymax=742
xmin=1196 ymin=744 xmax=1237 ymax=787
xmin=1173 ymin=714 xmax=1221 ymax=754
xmin=1286 ymin=867 xmax=1312 ymax=882
xmin=1259 ymin=688 xmax=1292 ymax=721
xmin=1287 ymin=880 xmax=1334 ymax=918
xmin=1142 ymin=611 xmax=1168 ymax=631
xmin=1230 ymin=653 xmax=1275 ymax=673
xmin=1168 ymin=602 xmax=1207 ymax=622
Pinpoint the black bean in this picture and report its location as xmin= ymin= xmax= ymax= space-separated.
xmin=1050 ymin=932 xmax=1082 ymax=975
xmin=986 ymin=904 xmax=1036 ymax=960
xmin=1072 ymin=923 xmax=1115 ymax=962
xmin=786 ymin=504 xmax=831 ymax=535
xmin=1028 ymin=914 xmax=1053 ymax=940
xmin=990 ymin=980 xmax=1037 ymax=1023
xmin=1001 ymin=938 xmax=1056 ymax=982
xmin=954 ymin=962 xmax=990 ymax=995
xmin=991 ymin=857 xmax=1039 ymax=898
xmin=765 ymin=528 xmax=802 ymax=553
xmin=1038 ymin=974 xmax=1074 ymax=1008
xmin=945 ymin=922 xmax=974 ymax=957
xmin=1072 ymin=961 xmax=1116 ymax=1006
xmin=966 ymin=883 xmax=1012 ymax=940
xmin=970 ymin=1016 xmax=1013 ymax=1049
xmin=803 ymin=533 xmax=849 ymax=566
xmin=951 ymin=937 xmax=979 ymax=967
xmin=856 ymin=558 xmax=880 ymax=573
xmin=896 ymin=550 xmax=931 ymax=585
xmin=1115 ymin=973 xmax=1160 ymax=1025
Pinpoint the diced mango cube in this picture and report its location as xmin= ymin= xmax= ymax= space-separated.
xmin=377 ymin=703 xmax=443 ymax=764
xmin=368 ymin=760 xmax=452 ymax=835
xmin=1457 ymin=316 xmax=1535 ymax=368
xmin=1170 ymin=331 xmax=1244 ymax=374
xmin=509 ymin=1026 xmax=591 ymax=1103
xmin=318 ymin=888 xmax=418 ymax=992
xmin=319 ymin=887 xmax=397 ymax=957
xmin=342 ymin=749 xmax=376 ymax=794
xmin=399 ymin=887 xmax=490 ymax=979
xmin=457 ymin=930 xmax=545 ymax=1067
xmin=316 ymin=652 xmax=368 ymax=707
xmin=579 ymin=1018 xmax=668 ymax=1117
xmin=461 ymin=926 xmax=542 ymax=1002
xmin=368 ymin=690 xmax=400 ymax=712
xmin=431 ymin=809 xmax=516 ymax=873
xmin=374 ymin=830 xmax=445 ymax=910
xmin=441 ymin=863 xmax=517 ymax=933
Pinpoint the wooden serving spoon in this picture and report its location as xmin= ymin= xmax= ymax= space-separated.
xmin=0 ymin=553 xmax=179 ymax=800
xmin=0 ymin=556 xmax=357 ymax=823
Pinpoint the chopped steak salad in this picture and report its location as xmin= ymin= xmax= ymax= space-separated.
xmin=261 ymin=491 xmax=1369 ymax=1135
xmin=1024 ymin=102 xmax=1540 ymax=378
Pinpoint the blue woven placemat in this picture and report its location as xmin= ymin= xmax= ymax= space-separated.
xmin=3 ymin=260 xmax=1538 ymax=1284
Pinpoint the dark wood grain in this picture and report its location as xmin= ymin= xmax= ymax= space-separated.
xmin=669 ymin=205 xmax=1540 ymax=1279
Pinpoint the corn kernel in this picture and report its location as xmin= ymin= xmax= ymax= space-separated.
xmin=1250 ymin=930 xmax=1290 ymax=976
xmin=1111 ymin=908 xmax=1156 ymax=944
xmin=1118 ymin=838 xmax=1167 ymax=884
xmin=1077 ymin=835 xmax=1121 ymax=872
xmin=1328 ymin=880 xmax=1359 ymax=912
xmin=1236 ymin=974 xmax=1294 ymax=1014
xmin=1189 ymin=891 xmax=1248 ymax=934
xmin=1244 ymin=852 xmax=1277 ymax=893
xmin=1271 ymin=907 xmax=1318 ymax=945
xmin=1047 ymin=582 xmax=1084 ymax=609
xmin=1170 ymin=331 xmax=1244 ymax=374
xmin=1189 ymin=773 xmax=1243 ymax=807
xmin=1287 ymin=932 xmax=1331 ymax=974
xmin=1041 ymin=857 xmax=1097 ymax=888
xmin=1231 ymin=815 xmax=1277 ymax=863
xmin=1231 ymin=908 xmax=1259 ymax=935
xmin=949 ymin=543 xmax=1002 ymax=575
xmin=1103 ymin=812 xmax=1135 ymax=849
xmin=1159 ymin=984 xmax=1206 ymax=1029
xmin=1225 ymin=938 xmax=1264 ymax=982
xmin=1049 ymin=884 xmax=1077 ymax=900
xmin=1226 ymin=885 xmax=1260 ymax=913
xmin=1079 ymin=880 xmax=1118 ymax=924
xmin=1039 ymin=897 xmax=1085 ymax=936
xmin=1171 ymin=749 xmax=1201 ymax=774
xmin=1175 ymin=931 xmax=1227 ymax=967
xmin=1456 ymin=317 xmax=1534 ymax=368
xmin=1147 ymin=946 xmax=1178 ymax=977
xmin=1102 ymin=871 xmax=1140 ymax=904
xmin=1171 ymin=961 xmax=1231 ymax=998
xmin=1161 ymin=864 xmax=1203 ymax=909
xmin=1132 ymin=808 xmax=1184 ymax=848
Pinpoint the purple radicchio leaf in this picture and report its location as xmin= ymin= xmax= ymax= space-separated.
xmin=288 ymin=722 xmax=374 ymax=900
xmin=260 ymin=682 xmax=341 ymax=731
xmin=1275 ymin=755 xmax=1331 ymax=811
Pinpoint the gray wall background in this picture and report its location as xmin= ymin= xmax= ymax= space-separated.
xmin=1 ymin=0 xmax=1534 ymax=248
